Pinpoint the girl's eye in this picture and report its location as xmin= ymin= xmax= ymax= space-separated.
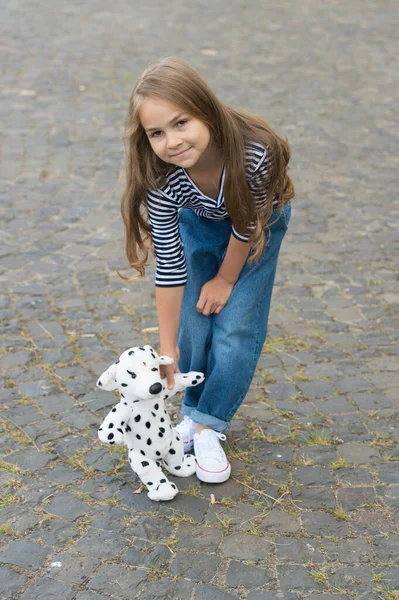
xmin=176 ymin=120 xmax=187 ymax=127
xmin=150 ymin=130 xmax=162 ymax=138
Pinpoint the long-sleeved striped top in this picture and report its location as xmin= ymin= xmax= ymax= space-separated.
xmin=147 ymin=142 xmax=275 ymax=287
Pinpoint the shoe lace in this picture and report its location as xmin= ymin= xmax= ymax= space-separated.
xmin=195 ymin=429 xmax=227 ymax=463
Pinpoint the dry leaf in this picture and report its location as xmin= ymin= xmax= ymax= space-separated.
xmin=210 ymin=494 xmax=216 ymax=504
xmin=141 ymin=326 xmax=159 ymax=334
xmin=200 ymin=49 xmax=218 ymax=57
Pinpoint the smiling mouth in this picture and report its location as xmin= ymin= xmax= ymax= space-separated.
xmin=173 ymin=147 xmax=191 ymax=158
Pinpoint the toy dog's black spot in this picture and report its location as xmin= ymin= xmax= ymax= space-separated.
xmin=145 ymin=421 xmax=151 ymax=429
xmin=99 ymin=427 xmax=103 ymax=431
xmin=143 ymin=362 xmax=146 ymax=367
xmin=121 ymin=421 xmax=124 ymax=426
xmin=159 ymin=433 xmax=163 ymax=438
xmin=169 ymin=448 xmax=176 ymax=455
xmin=196 ymin=375 xmax=201 ymax=379
xmin=151 ymin=368 xmax=157 ymax=372
xmin=171 ymin=483 xmax=176 ymax=489
xmin=110 ymin=441 xmax=115 ymax=445
xmin=160 ymin=418 xmax=165 ymax=423
xmin=141 ymin=461 xmax=149 ymax=467
xmin=156 ymin=461 xmax=161 ymax=467
xmin=139 ymin=347 xmax=145 ymax=351
xmin=117 ymin=428 xmax=123 ymax=434
xmin=124 ymin=402 xmax=127 ymax=406
xmin=108 ymin=423 xmax=114 ymax=428
xmin=192 ymin=380 xmax=197 ymax=385
xmin=164 ymin=395 xmax=168 ymax=399
xmin=116 ymin=360 xmax=120 ymax=364
xmin=140 ymin=450 xmax=145 ymax=456
xmin=108 ymin=433 xmax=114 ymax=440
xmin=151 ymin=412 xmax=156 ymax=417
xmin=176 ymin=436 xmax=180 ymax=442
xmin=175 ymin=466 xmax=181 ymax=470
xmin=159 ymin=427 xmax=165 ymax=434
xmin=147 ymin=438 xmax=152 ymax=445
xmin=98 ymin=381 xmax=102 ymax=386
xmin=134 ymin=415 xmax=141 ymax=423
xmin=127 ymin=370 xmax=136 ymax=379
xmin=121 ymin=393 xmax=125 ymax=399
xmin=154 ymin=403 xmax=159 ymax=410
xmin=121 ymin=383 xmax=128 ymax=387
xmin=160 ymin=478 xmax=166 ymax=484
xmin=111 ymin=408 xmax=117 ymax=412
xmin=164 ymin=460 xmax=168 ymax=465
xmin=136 ymin=434 xmax=141 ymax=440
xmin=128 ymin=350 xmax=135 ymax=355
xmin=147 ymin=481 xmax=153 ymax=486
xmin=125 ymin=425 xmax=132 ymax=433
xmin=156 ymin=451 xmax=161 ymax=456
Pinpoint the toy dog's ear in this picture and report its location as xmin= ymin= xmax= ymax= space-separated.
xmin=97 ymin=363 xmax=118 ymax=391
xmin=159 ymin=355 xmax=174 ymax=366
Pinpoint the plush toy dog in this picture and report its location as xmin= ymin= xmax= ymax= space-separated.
xmin=97 ymin=345 xmax=204 ymax=501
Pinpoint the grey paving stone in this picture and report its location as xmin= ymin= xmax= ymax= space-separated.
xmin=88 ymin=564 xmax=147 ymax=597
xmin=328 ymin=566 xmax=374 ymax=593
xmin=349 ymin=510 xmax=396 ymax=536
xmin=220 ymin=533 xmax=273 ymax=561
xmin=259 ymin=508 xmax=301 ymax=534
xmin=38 ymin=462 xmax=86 ymax=484
xmin=45 ymin=491 xmax=92 ymax=519
xmin=29 ymin=518 xmax=81 ymax=546
xmin=296 ymin=381 xmax=336 ymax=398
xmin=292 ymin=465 xmax=335 ymax=486
xmin=170 ymin=551 xmax=219 ymax=582
xmin=72 ymin=528 xmax=128 ymax=559
xmin=90 ymin=507 xmax=131 ymax=534
xmin=375 ymin=463 xmax=399 ymax=484
xmin=276 ymin=536 xmax=324 ymax=563
xmin=246 ymin=593 xmax=280 ymax=600
xmin=225 ymin=560 xmax=272 ymax=588
xmin=19 ymin=577 xmax=76 ymax=600
xmin=137 ymin=577 xmax=196 ymax=599
xmin=205 ymin=503 xmax=260 ymax=532
xmin=278 ymin=564 xmax=324 ymax=593
xmin=176 ymin=522 xmax=223 ymax=551
xmin=194 ymin=584 xmax=239 ymax=599
xmin=35 ymin=393 xmax=76 ymax=415
xmin=334 ymin=467 xmax=373 ymax=485
xmin=0 ymin=505 xmax=41 ymax=533
xmin=46 ymin=553 xmax=100 ymax=584
xmin=301 ymin=511 xmax=350 ymax=537
xmin=313 ymin=396 xmax=355 ymax=414
xmin=76 ymin=592 xmax=111 ymax=600
xmin=292 ymin=486 xmax=336 ymax=510
xmin=0 ymin=539 xmax=51 ymax=571
xmin=3 ymin=448 xmax=56 ymax=470
xmin=338 ymin=442 xmax=382 ymax=465
xmin=0 ymin=565 xmax=27 ymax=598
xmin=322 ymin=538 xmax=372 ymax=563
xmin=337 ymin=487 xmax=378 ymax=510
xmin=53 ymin=434 xmax=91 ymax=457
xmin=17 ymin=379 xmax=58 ymax=398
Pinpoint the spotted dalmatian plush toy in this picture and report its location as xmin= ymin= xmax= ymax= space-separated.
xmin=97 ymin=345 xmax=204 ymax=501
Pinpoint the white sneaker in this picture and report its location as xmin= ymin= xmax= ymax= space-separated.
xmin=175 ymin=416 xmax=196 ymax=453
xmin=194 ymin=429 xmax=231 ymax=484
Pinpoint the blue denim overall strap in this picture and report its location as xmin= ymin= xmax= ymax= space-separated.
xmin=177 ymin=203 xmax=291 ymax=431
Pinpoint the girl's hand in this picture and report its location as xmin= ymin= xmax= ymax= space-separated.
xmin=160 ymin=345 xmax=180 ymax=390
xmin=196 ymin=275 xmax=234 ymax=316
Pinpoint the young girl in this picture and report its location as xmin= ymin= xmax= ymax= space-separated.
xmin=121 ymin=57 xmax=294 ymax=484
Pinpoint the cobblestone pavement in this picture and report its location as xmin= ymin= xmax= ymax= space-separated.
xmin=1 ymin=0 xmax=398 ymax=598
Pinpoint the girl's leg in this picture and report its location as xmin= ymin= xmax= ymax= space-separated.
xmin=177 ymin=209 xmax=232 ymax=413
xmin=186 ymin=204 xmax=291 ymax=431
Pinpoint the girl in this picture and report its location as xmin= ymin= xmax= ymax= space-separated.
xmin=121 ymin=57 xmax=294 ymax=484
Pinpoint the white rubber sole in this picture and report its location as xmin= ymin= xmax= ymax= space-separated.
xmin=183 ymin=439 xmax=194 ymax=453
xmin=195 ymin=460 xmax=231 ymax=484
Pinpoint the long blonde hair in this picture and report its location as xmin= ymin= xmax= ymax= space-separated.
xmin=121 ymin=57 xmax=294 ymax=278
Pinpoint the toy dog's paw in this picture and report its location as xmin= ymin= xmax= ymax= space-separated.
xmin=98 ymin=427 xmax=124 ymax=445
xmin=147 ymin=481 xmax=178 ymax=502
xmin=168 ymin=454 xmax=196 ymax=477
xmin=181 ymin=372 xmax=204 ymax=388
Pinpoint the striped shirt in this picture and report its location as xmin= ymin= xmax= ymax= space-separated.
xmin=147 ymin=142 xmax=275 ymax=287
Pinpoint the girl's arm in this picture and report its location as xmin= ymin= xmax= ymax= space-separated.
xmin=196 ymin=234 xmax=251 ymax=316
xmin=156 ymin=286 xmax=185 ymax=388
xmin=217 ymin=234 xmax=252 ymax=284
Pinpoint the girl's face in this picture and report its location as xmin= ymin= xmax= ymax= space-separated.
xmin=139 ymin=97 xmax=211 ymax=169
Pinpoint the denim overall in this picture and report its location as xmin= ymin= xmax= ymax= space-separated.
xmin=177 ymin=203 xmax=291 ymax=431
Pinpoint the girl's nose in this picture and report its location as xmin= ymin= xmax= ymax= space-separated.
xmin=166 ymin=134 xmax=183 ymax=151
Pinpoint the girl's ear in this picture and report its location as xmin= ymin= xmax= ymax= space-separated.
xmin=159 ymin=355 xmax=174 ymax=366
xmin=97 ymin=363 xmax=118 ymax=391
